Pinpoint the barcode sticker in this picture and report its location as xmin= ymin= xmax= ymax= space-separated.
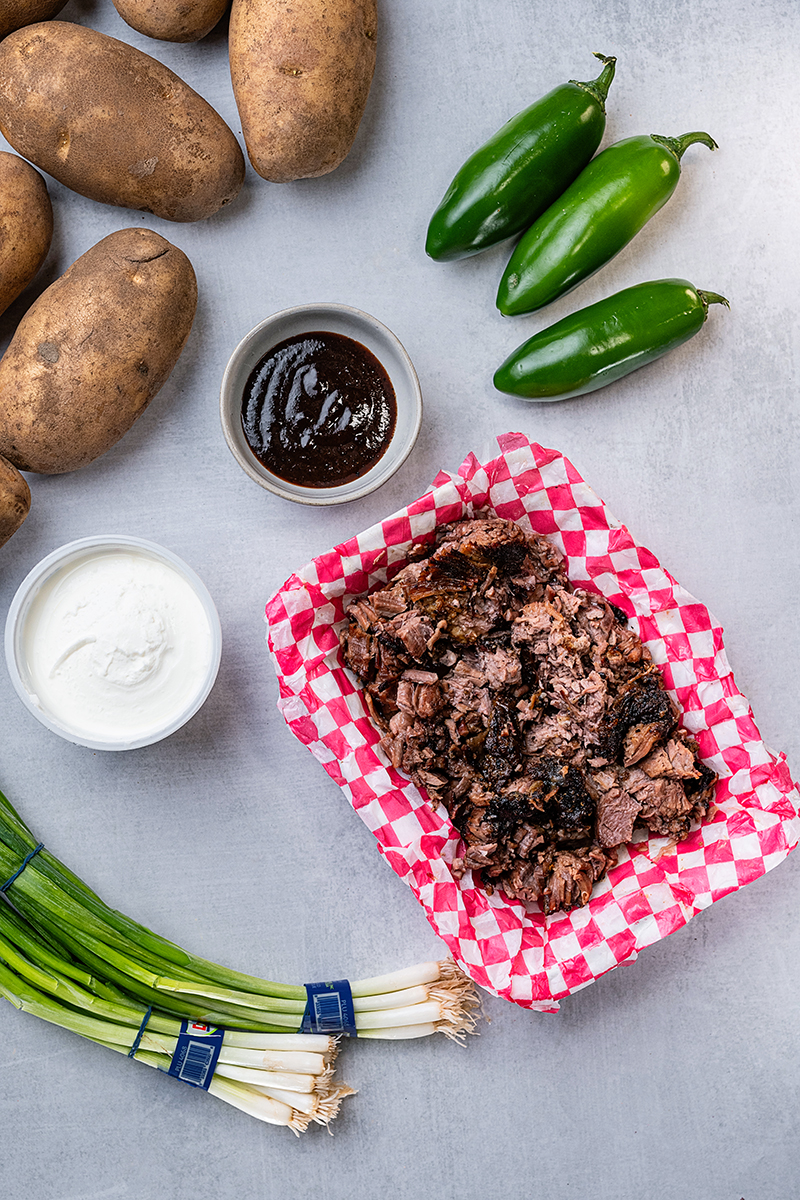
xmin=167 ymin=1021 xmax=224 ymax=1089
xmin=301 ymin=979 xmax=357 ymax=1036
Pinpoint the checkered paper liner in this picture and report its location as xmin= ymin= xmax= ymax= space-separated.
xmin=265 ymin=433 xmax=800 ymax=1011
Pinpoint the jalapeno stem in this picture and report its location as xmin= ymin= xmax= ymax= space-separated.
xmin=570 ymin=52 xmax=617 ymax=108
xmin=697 ymin=289 xmax=730 ymax=315
xmin=651 ymin=131 xmax=718 ymax=160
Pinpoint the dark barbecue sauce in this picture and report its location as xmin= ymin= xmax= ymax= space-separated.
xmin=241 ymin=331 xmax=397 ymax=488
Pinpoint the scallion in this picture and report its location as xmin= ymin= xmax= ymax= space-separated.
xmin=0 ymin=788 xmax=479 ymax=1131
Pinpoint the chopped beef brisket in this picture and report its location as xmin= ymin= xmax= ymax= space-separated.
xmin=588 ymin=769 xmax=642 ymax=849
xmin=340 ymin=517 xmax=717 ymax=914
xmin=482 ymin=694 xmax=523 ymax=789
xmin=598 ymin=671 xmax=679 ymax=765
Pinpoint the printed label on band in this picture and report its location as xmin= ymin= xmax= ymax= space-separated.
xmin=167 ymin=1021 xmax=224 ymax=1089
xmin=301 ymin=979 xmax=357 ymax=1037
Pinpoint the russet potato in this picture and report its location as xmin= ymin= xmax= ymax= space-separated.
xmin=0 ymin=0 xmax=67 ymax=41
xmin=0 ymin=228 xmax=197 ymax=475
xmin=113 ymin=0 xmax=230 ymax=43
xmin=0 ymin=151 xmax=52 ymax=318
xmin=0 ymin=452 xmax=30 ymax=547
xmin=0 ymin=22 xmax=245 ymax=222
xmin=229 ymin=0 xmax=377 ymax=182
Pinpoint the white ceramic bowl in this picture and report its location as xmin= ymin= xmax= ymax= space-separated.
xmin=219 ymin=303 xmax=423 ymax=505
xmin=4 ymin=536 xmax=222 ymax=751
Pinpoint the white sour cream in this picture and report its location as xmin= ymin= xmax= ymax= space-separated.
xmin=21 ymin=548 xmax=215 ymax=745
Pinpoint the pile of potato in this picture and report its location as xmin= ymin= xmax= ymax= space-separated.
xmin=0 ymin=0 xmax=379 ymax=546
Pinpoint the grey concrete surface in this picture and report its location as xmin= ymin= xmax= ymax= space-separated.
xmin=0 ymin=1 xmax=798 ymax=1197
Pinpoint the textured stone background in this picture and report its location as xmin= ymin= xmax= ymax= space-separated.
xmin=1 ymin=2 xmax=798 ymax=1197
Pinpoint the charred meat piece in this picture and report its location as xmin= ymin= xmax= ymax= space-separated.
xmin=407 ymin=518 xmax=568 ymax=645
xmin=482 ymin=694 xmax=523 ymax=789
xmin=340 ymin=516 xmax=717 ymax=914
xmin=684 ymin=757 xmax=718 ymax=810
xmin=486 ymin=785 xmax=546 ymax=845
xmin=433 ymin=518 xmax=544 ymax=579
xmin=529 ymin=756 xmax=595 ymax=841
xmin=598 ymin=670 xmax=679 ymax=766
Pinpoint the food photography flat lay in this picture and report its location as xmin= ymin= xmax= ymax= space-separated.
xmin=0 ymin=2 xmax=798 ymax=1198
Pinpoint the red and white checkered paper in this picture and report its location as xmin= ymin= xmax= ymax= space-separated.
xmin=265 ymin=433 xmax=800 ymax=1011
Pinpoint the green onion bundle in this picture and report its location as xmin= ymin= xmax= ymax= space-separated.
xmin=0 ymin=788 xmax=479 ymax=1131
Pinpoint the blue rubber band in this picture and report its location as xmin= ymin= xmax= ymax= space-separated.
xmin=0 ymin=843 xmax=44 ymax=894
xmin=166 ymin=1021 xmax=224 ymax=1089
xmin=301 ymin=979 xmax=357 ymax=1037
xmin=128 ymin=1006 xmax=153 ymax=1058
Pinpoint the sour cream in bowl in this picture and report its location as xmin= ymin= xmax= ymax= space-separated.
xmin=5 ymin=536 xmax=221 ymax=750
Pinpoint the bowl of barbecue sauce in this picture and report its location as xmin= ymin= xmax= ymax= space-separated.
xmin=220 ymin=304 xmax=423 ymax=505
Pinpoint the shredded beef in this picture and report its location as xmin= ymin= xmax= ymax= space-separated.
xmin=340 ymin=517 xmax=717 ymax=914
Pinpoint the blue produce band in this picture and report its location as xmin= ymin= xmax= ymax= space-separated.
xmin=0 ymin=843 xmax=44 ymax=894
xmin=128 ymin=1006 xmax=153 ymax=1058
xmin=166 ymin=1021 xmax=224 ymax=1090
xmin=301 ymin=979 xmax=357 ymax=1037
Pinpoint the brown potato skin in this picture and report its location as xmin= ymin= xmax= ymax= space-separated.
xmin=0 ymin=152 xmax=52 ymax=317
xmin=0 ymin=452 xmax=30 ymax=546
xmin=0 ymin=228 xmax=198 ymax=475
xmin=0 ymin=0 xmax=67 ymax=41
xmin=0 ymin=22 xmax=245 ymax=222
xmin=229 ymin=0 xmax=377 ymax=182
xmin=113 ymin=0 xmax=230 ymax=43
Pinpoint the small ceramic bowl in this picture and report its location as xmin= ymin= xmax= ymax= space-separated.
xmin=4 ymin=535 xmax=222 ymax=751
xmin=219 ymin=303 xmax=423 ymax=505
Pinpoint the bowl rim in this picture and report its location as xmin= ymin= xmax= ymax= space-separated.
xmin=219 ymin=302 xmax=423 ymax=506
xmin=4 ymin=534 xmax=222 ymax=752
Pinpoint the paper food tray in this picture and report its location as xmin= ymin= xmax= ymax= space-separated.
xmin=265 ymin=433 xmax=800 ymax=1012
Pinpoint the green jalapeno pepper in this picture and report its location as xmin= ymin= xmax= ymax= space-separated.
xmin=493 ymin=278 xmax=728 ymax=401
xmin=425 ymin=52 xmax=616 ymax=263
xmin=496 ymin=131 xmax=717 ymax=316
